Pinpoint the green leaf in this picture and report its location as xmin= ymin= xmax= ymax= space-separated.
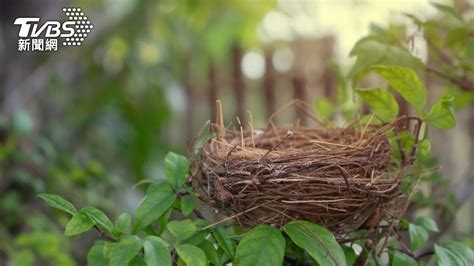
xmin=431 ymin=3 xmax=464 ymax=23
xmin=314 ymin=97 xmax=335 ymax=120
xmin=130 ymin=256 xmax=147 ymax=266
xmin=199 ymin=240 xmax=221 ymax=266
xmin=37 ymin=194 xmax=77 ymax=216
xmin=415 ymin=217 xmax=439 ymax=232
xmin=435 ymin=241 xmax=474 ymax=266
xmin=167 ymin=220 xmax=196 ymax=242
xmin=81 ymin=206 xmax=114 ymax=236
xmin=109 ymin=235 xmax=143 ymax=266
xmin=283 ymin=221 xmax=346 ymax=266
xmin=144 ymin=236 xmax=172 ymax=266
xmin=391 ymin=250 xmax=418 ymax=266
xmin=180 ymin=197 xmax=196 ymax=217
xmin=175 ymin=244 xmax=207 ymax=266
xmin=234 ymin=225 xmax=285 ymax=266
xmin=349 ymin=38 xmax=423 ymax=85
xmin=87 ymin=242 xmax=106 ymax=266
xmin=65 ymin=212 xmax=95 ymax=236
xmin=115 ymin=212 xmax=132 ymax=234
xmin=182 ymin=230 xmax=208 ymax=246
xmin=164 ymin=152 xmax=190 ymax=188
xmin=444 ymin=242 xmax=474 ymax=263
xmin=443 ymin=87 xmax=474 ymax=111
xmin=371 ymin=65 xmax=426 ymax=113
xmin=427 ymin=96 xmax=456 ymax=129
xmin=408 ymin=223 xmax=428 ymax=250
xmin=417 ymin=139 xmax=431 ymax=157
xmin=212 ymin=227 xmax=235 ymax=259
xmin=134 ymin=182 xmax=177 ymax=232
xmin=356 ymin=88 xmax=399 ymax=121
xmin=343 ymin=246 xmax=357 ymax=266
xmin=157 ymin=208 xmax=173 ymax=236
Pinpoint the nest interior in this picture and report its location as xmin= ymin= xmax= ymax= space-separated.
xmin=191 ymin=118 xmax=418 ymax=237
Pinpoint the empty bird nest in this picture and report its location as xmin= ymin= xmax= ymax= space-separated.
xmin=190 ymin=101 xmax=422 ymax=238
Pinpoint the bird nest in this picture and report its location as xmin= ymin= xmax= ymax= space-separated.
xmin=190 ymin=102 xmax=421 ymax=238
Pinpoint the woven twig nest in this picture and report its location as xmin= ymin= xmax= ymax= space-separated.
xmin=191 ymin=104 xmax=420 ymax=237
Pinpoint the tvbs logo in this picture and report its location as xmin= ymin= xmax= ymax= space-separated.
xmin=14 ymin=7 xmax=94 ymax=52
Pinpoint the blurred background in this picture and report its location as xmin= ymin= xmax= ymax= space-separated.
xmin=0 ymin=0 xmax=473 ymax=264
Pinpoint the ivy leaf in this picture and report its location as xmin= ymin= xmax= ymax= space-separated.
xmin=115 ymin=212 xmax=132 ymax=234
xmin=143 ymin=236 xmax=172 ymax=266
xmin=408 ymin=223 xmax=428 ymax=250
xmin=167 ymin=220 xmax=196 ymax=242
xmin=435 ymin=241 xmax=474 ymax=266
xmin=37 ymin=194 xmax=77 ymax=216
xmin=164 ymin=152 xmax=190 ymax=188
xmin=371 ymin=65 xmax=427 ymax=113
xmin=356 ymin=88 xmax=399 ymax=121
xmin=109 ymin=235 xmax=143 ymax=266
xmin=81 ymin=206 xmax=114 ymax=237
xmin=391 ymin=250 xmax=418 ymax=266
xmin=234 ymin=225 xmax=285 ymax=266
xmin=87 ymin=242 xmax=106 ymax=266
xmin=65 ymin=212 xmax=95 ymax=236
xmin=133 ymin=182 xmax=177 ymax=232
xmin=283 ymin=221 xmax=346 ymax=266
xmin=175 ymin=244 xmax=207 ymax=266
xmin=212 ymin=227 xmax=235 ymax=259
xmin=415 ymin=217 xmax=439 ymax=232
xmin=180 ymin=197 xmax=196 ymax=217
xmin=427 ymin=96 xmax=456 ymax=129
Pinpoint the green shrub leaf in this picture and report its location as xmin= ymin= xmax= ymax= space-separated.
xmin=391 ymin=250 xmax=418 ymax=266
xmin=408 ymin=223 xmax=428 ymax=250
xmin=427 ymin=96 xmax=456 ymax=129
xmin=435 ymin=241 xmax=474 ymax=266
xmin=87 ymin=242 xmax=106 ymax=266
xmin=134 ymin=182 xmax=176 ymax=232
xmin=417 ymin=139 xmax=431 ymax=157
xmin=65 ymin=212 xmax=95 ymax=236
xmin=164 ymin=152 xmax=190 ymax=188
xmin=212 ymin=227 xmax=235 ymax=259
xmin=349 ymin=38 xmax=423 ymax=85
xmin=415 ymin=217 xmax=439 ymax=232
xmin=342 ymin=246 xmax=357 ymax=266
xmin=431 ymin=3 xmax=464 ymax=23
xmin=81 ymin=206 xmax=114 ymax=237
xmin=109 ymin=235 xmax=143 ymax=266
xmin=234 ymin=225 xmax=285 ymax=266
xmin=314 ymin=97 xmax=335 ymax=120
xmin=37 ymin=194 xmax=77 ymax=216
xmin=371 ymin=65 xmax=426 ymax=113
xmin=283 ymin=221 xmax=346 ymax=266
xmin=199 ymin=240 xmax=221 ymax=266
xmin=180 ymin=197 xmax=196 ymax=217
xmin=115 ymin=212 xmax=132 ymax=234
xmin=356 ymin=88 xmax=399 ymax=121
xmin=175 ymin=244 xmax=207 ymax=266
xmin=143 ymin=236 xmax=172 ymax=266
xmin=167 ymin=219 xmax=196 ymax=242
